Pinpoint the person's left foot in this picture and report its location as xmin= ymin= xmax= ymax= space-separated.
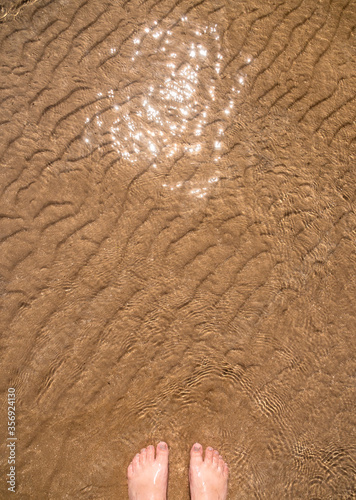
xmin=127 ymin=441 xmax=169 ymax=500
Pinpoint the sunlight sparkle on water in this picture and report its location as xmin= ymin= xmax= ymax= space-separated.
xmin=84 ymin=18 xmax=239 ymax=170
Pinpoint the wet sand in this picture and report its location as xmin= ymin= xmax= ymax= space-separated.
xmin=0 ymin=0 xmax=355 ymax=498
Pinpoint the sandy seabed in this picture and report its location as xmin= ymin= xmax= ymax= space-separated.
xmin=0 ymin=0 xmax=355 ymax=498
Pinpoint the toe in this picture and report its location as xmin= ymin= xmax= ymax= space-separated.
xmin=190 ymin=443 xmax=203 ymax=466
xmin=218 ymin=457 xmax=225 ymax=470
xmin=132 ymin=453 xmax=140 ymax=471
xmin=156 ymin=442 xmax=169 ymax=464
xmin=127 ymin=463 xmax=134 ymax=478
xmin=223 ymin=463 xmax=229 ymax=478
xmin=139 ymin=448 xmax=147 ymax=465
xmin=204 ymin=446 xmax=214 ymax=464
xmin=212 ymin=450 xmax=219 ymax=466
xmin=147 ymin=444 xmax=155 ymax=462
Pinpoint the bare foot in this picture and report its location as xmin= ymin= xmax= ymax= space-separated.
xmin=127 ymin=441 xmax=169 ymax=500
xmin=189 ymin=443 xmax=229 ymax=500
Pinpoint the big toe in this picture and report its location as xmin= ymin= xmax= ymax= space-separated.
xmin=156 ymin=441 xmax=169 ymax=464
xmin=190 ymin=442 xmax=203 ymax=466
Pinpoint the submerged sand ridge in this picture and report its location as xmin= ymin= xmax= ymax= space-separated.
xmin=0 ymin=0 xmax=355 ymax=498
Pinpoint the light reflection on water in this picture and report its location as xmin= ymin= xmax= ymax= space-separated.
xmin=82 ymin=17 xmax=250 ymax=197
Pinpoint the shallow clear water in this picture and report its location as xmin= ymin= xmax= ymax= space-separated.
xmin=0 ymin=0 xmax=355 ymax=498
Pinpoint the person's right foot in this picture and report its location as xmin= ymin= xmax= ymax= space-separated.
xmin=189 ymin=443 xmax=229 ymax=500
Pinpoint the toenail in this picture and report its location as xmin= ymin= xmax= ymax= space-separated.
xmin=159 ymin=442 xmax=167 ymax=450
xmin=207 ymin=447 xmax=213 ymax=451
xmin=194 ymin=444 xmax=201 ymax=452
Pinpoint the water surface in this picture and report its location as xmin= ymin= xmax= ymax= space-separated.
xmin=0 ymin=0 xmax=355 ymax=498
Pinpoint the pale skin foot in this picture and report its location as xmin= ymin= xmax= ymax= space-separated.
xmin=189 ymin=443 xmax=229 ymax=500
xmin=127 ymin=441 xmax=228 ymax=500
xmin=127 ymin=441 xmax=169 ymax=500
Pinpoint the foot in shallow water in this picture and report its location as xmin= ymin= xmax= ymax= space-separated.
xmin=127 ymin=441 xmax=169 ymax=500
xmin=189 ymin=442 xmax=229 ymax=500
